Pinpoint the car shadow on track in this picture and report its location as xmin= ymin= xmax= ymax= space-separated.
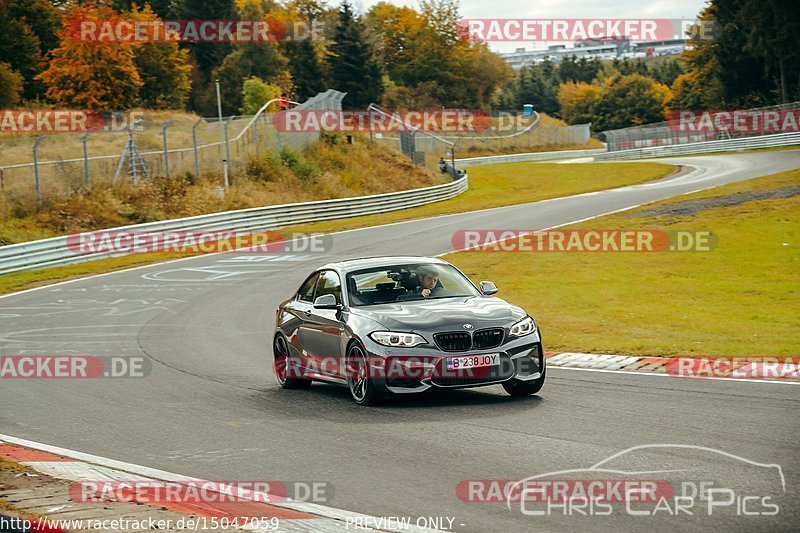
xmin=251 ymin=382 xmax=543 ymax=422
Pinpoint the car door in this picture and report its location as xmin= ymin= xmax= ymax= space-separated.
xmin=303 ymin=270 xmax=345 ymax=378
xmin=284 ymin=271 xmax=319 ymax=372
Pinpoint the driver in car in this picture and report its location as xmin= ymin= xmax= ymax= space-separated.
xmin=416 ymin=266 xmax=442 ymax=298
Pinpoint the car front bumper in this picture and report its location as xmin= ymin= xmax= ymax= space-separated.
xmin=361 ymin=334 xmax=544 ymax=394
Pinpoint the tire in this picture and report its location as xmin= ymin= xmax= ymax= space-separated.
xmin=273 ymin=334 xmax=311 ymax=389
xmin=503 ymin=365 xmax=546 ymax=397
xmin=345 ymin=342 xmax=385 ymax=406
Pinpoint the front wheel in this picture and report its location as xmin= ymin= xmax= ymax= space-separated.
xmin=503 ymin=365 xmax=546 ymax=397
xmin=273 ymin=334 xmax=311 ymax=389
xmin=345 ymin=343 xmax=385 ymax=406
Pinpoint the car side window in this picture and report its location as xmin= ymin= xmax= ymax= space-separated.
xmin=314 ymin=270 xmax=342 ymax=304
xmin=297 ymin=273 xmax=319 ymax=302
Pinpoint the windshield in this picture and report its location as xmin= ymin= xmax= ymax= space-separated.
xmin=346 ymin=263 xmax=479 ymax=306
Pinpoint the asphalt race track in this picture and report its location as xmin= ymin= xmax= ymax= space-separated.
xmin=1 ymin=150 xmax=799 ymax=532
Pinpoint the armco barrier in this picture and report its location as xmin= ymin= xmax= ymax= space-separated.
xmin=594 ymin=132 xmax=800 ymax=160
xmin=455 ymin=148 xmax=605 ymax=167
xmin=0 ymin=176 xmax=468 ymax=275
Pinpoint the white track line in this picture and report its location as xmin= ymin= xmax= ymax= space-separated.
xmin=549 ymin=365 xmax=800 ymax=385
xmin=0 ymin=434 xmax=443 ymax=533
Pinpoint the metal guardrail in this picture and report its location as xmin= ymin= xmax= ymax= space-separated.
xmin=0 ymin=176 xmax=468 ymax=275
xmin=594 ymin=132 xmax=800 ymax=160
xmin=601 ymin=101 xmax=800 ymax=152
xmin=456 ymin=148 xmax=606 ymax=167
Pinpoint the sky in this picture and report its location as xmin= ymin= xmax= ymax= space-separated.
xmin=351 ymin=0 xmax=710 ymax=52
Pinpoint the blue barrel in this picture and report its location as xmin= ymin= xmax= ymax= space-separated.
xmin=523 ymin=104 xmax=534 ymax=117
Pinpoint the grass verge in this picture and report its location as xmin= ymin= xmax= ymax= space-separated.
xmin=448 ymin=169 xmax=800 ymax=357
xmin=0 ymin=161 xmax=673 ymax=296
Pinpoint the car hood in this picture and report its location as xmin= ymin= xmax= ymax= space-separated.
xmin=350 ymin=296 xmax=526 ymax=332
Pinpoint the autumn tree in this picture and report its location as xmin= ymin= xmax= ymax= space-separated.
xmin=669 ymin=73 xmax=707 ymax=111
xmin=558 ymin=82 xmax=602 ymax=125
xmin=37 ymin=4 xmax=142 ymax=109
xmin=366 ymin=3 xmax=423 ymax=88
xmin=241 ymin=76 xmax=282 ymax=114
xmin=592 ymin=74 xmax=671 ymax=131
xmin=0 ymin=62 xmax=24 ymax=107
xmin=366 ymin=0 xmax=509 ymax=108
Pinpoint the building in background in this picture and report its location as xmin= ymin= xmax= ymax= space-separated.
xmin=501 ymin=37 xmax=687 ymax=69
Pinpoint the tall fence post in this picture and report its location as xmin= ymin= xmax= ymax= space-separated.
xmin=192 ymin=118 xmax=203 ymax=177
xmin=81 ymin=132 xmax=91 ymax=186
xmin=224 ymin=115 xmax=233 ymax=183
xmin=33 ymin=135 xmax=45 ymax=204
xmin=162 ymin=118 xmax=173 ymax=178
xmin=215 ymin=79 xmax=229 ymax=190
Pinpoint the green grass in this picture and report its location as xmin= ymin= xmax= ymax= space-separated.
xmin=285 ymin=161 xmax=673 ymax=234
xmin=0 ymin=161 xmax=673 ymax=295
xmin=449 ymin=169 xmax=800 ymax=357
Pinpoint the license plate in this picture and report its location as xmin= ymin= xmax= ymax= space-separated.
xmin=446 ymin=354 xmax=499 ymax=371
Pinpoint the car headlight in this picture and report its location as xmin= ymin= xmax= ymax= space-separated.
xmin=369 ymin=331 xmax=427 ymax=348
xmin=509 ymin=316 xmax=536 ymax=338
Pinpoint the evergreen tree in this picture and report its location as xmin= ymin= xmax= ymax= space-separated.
xmin=281 ymin=39 xmax=326 ymax=100
xmin=0 ymin=0 xmax=60 ymax=100
xmin=207 ymin=41 xmax=289 ymax=115
xmin=178 ymin=0 xmax=237 ymax=110
xmin=559 ymin=56 xmax=602 ymax=84
xmin=327 ymin=2 xmax=383 ymax=108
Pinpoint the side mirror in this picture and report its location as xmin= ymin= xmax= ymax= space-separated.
xmin=480 ymin=281 xmax=499 ymax=295
xmin=313 ymin=293 xmax=339 ymax=309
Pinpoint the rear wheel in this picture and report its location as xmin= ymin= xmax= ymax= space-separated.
xmin=345 ymin=343 xmax=385 ymax=406
xmin=503 ymin=365 xmax=546 ymax=397
xmin=273 ymin=334 xmax=311 ymax=389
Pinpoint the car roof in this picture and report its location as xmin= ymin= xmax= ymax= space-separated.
xmin=317 ymin=256 xmax=449 ymax=272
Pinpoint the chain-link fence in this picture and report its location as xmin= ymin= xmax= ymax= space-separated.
xmin=602 ymin=101 xmax=800 ymax=152
xmin=370 ymin=107 xmax=591 ymax=166
xmin=365 ymin=104 xmax=458 ymax=176
xmin=0 ymin=90 xmax=345 ymax=204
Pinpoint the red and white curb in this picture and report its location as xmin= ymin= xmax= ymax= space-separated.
xmin=545 ymin=352 xmax=800 ymax=383
xmin=0 ymin=435 xmax=443 ymax=532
